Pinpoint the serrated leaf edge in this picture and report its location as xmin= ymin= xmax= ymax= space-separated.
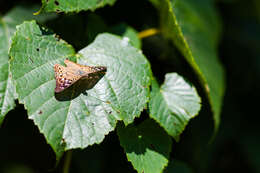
xmin=149 ymin=74 xmax=201 ymax=141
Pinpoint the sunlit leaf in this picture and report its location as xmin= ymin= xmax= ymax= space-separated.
xmin=0 ymin=6 xmax=55 ymax=125
xmin=9 ymin=21 xmax=151 ymax=160
xmin=149 ymin=73 xmax=201 ymax=140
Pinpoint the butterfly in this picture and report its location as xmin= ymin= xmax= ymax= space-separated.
xmin=54 ymin=59 xmax=107 ymax=93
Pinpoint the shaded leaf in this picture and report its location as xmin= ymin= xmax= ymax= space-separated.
xmin=110 ymin=23 xmax=141 ymax=49
xmin=164 ymin=160 xmax=193 ymax=173
xmin=149 ymin=73 xmax=201 ymax=140
xmin=86 ymin=14 xmax=109 ymax=44
xmin=149 ymin=0 xmax=225 ymax=131
xmin=9 ymin=21 xmax=151 ymax=160
xmin=0 ymin=6 xmax=56 ymax=125
xmin=38 ymin=0 xmax=116 ymax=13
xmin=118 ymin=119 xmax=172 ymax=173
xmin=86 ymin=14 xmax=141 ymax=48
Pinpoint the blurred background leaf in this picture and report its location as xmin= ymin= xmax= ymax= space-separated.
xmin=164 ymin=160 xmax=193 ymax=173
xmin=149 ymin=0 xmax=225 ymax=132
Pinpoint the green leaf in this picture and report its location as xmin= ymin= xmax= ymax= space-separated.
xmin=9 ymin=21 xmax=151 ymax=160
xmin=86 ymin=14 xmax=141 ymax=48
xmin=117 ymin=119 xmax=172 ymax=173
xmin=149 ymin=0 xmax=225 ymax=131
xmin=0 ymin=26 xmax=14 ymax=125
xmin=149 ymin=73 xmax=201 ymax=140
xmin=164 ymin=160 xmax=193 ymax=173
xmin=110 ymin=23 xmax=142 ymax=49
xmin=38 ymin=0 xmax=116 ymax=13
xmin=78 ymin=33 xmax=150 ymax=124
xmin=0 ymin=6 xmax=56 ymax=126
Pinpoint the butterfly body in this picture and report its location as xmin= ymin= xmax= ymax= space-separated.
xmin=54 ymin=59 xmax=106 ymax=93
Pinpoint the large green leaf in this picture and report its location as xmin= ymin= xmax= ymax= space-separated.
xmin=38 ymin=0 xmax=116 ymax=13
xmin=149 ymin=73 xmax=201 ymax=140
xmin=0 ymin=6 xmax=55 ymax=126
xmin=78 ymin=33 xmax=150 ymax=124
xmin=149 ymin=0 xmax=225 ymax=131
xmin=9 ymin=21 xmax=151 ymax=160
xmin=118 ymin=119 xmax=172 ymax=173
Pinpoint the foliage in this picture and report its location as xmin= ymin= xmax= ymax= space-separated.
xmin=10 ymin=20 xmax=151 ymax=159
xmin=149 ymin=0 xmax=225 ymax=130
xmin=149 ymin=73 xmax=201 ymax=141
xmin=4 ymin=0 xmax=257 ymax=172
xmin=0 ymin=6 xmax=55 ymax=125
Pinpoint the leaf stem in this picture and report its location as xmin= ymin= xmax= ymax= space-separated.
xmin=138 ymin=28 xmax=160 ymax=39
xmin=63 ymin=150 xmax=73 ymax=173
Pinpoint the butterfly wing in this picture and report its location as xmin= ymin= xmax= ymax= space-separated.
xmin=80 ymin=66 xmax=107 ymax=75
xmin=64 ymin=59 xmax=105 ymax=75
xmin=54 ymin=60 xmax=107 ymax=93
xmin=64 ymin=59 xmax=79 ymax=68
xmin=54 ymin=64 xmax=81 ymax=93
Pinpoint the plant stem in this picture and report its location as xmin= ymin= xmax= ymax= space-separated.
xmin=63 ymin=150 xmax=73 ymax=173
xmin=138 ymin=28 xmax=160 ymax=39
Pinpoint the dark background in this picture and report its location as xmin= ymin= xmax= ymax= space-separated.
xmin=0 ymin=0 xmax=259 ymax=172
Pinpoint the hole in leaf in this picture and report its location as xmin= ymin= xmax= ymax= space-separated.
xmin=54 ymin=0 xmax=59 ymax=5
xmin=36 ymin=48 xmax=39 ymax=51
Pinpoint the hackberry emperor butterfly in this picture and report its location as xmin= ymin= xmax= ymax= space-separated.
xmin=54 ymin=59 xmax=107 ymax=93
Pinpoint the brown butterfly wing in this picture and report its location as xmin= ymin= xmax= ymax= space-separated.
xmin=80 ymin=66 xmax=107 ymax=75
xmin=54 ymin=60 xmax=107 ymax=93
xmin=64 ymin=59 xmax=106 ymax=75
xmin=54 ymin=64 xmax=81 ymax=93
xmin=64 ymin=59 xmax=79 ymax=68
xmin=65 ymin=59 xmax=107 ymax=76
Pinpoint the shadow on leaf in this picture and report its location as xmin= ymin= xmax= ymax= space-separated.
xmin=117 ymin=119 xmax=172 ymax=161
